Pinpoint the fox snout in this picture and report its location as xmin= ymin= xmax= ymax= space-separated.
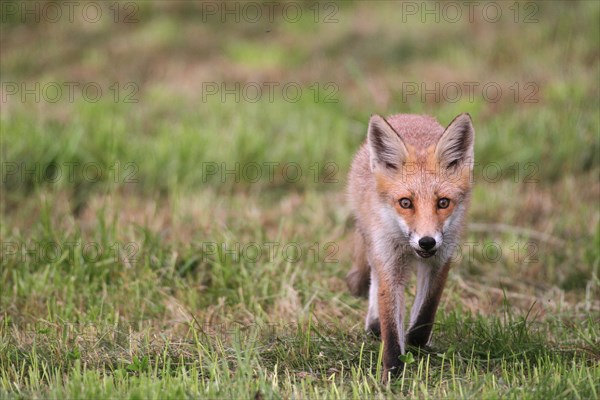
xmin=409 ymin=232 xmax=443 ymax=258
xmin=418 ymin=236 xmax=436 ymax=250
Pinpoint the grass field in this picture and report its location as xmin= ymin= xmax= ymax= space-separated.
xmin=1 ymin=1 xmax=599 ymax=398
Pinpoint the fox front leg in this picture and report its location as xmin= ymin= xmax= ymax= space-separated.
xmin=406 ymin=260 xmax=451 ymax=347
xmin=365 ymin=267 xmax=381 ymax=336
xmin=377 ymin=276 xmax=406 ymax=381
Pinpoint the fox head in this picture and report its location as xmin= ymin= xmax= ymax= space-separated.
xmin=367 ymin=113 xmax=475 ymax=259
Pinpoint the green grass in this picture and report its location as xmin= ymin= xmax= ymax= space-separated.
xmin=1 ymin=1 xmax=599 ymax=398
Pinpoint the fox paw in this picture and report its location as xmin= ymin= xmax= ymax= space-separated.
xmin=406 ymin=327 xmax=431 ymax=348
xmin=366 ymin=318 xmax=381 ymax=338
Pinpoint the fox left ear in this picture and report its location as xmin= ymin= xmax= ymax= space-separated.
xmin=436 ymin=113 xmax=475 ymax=170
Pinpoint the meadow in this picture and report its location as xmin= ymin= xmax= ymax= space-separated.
xmin=1 ymin=1 xmax=599 ymax=398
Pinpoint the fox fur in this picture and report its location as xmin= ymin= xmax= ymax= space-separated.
xmin=346 ymin=113 xmax=475 ymax=380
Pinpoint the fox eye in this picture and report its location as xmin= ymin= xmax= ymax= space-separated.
xmin=437 ymin=198 xmax=450 ymax=209
xmin=399 ymin=198 xmax=412 ymax=209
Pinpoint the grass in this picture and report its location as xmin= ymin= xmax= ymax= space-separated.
xmin=1 ymin=1 xmax=599 ymax=398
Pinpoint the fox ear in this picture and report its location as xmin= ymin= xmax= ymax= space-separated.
xmin=436 ymin=113 xmax=475 ymax=170
xmin=367 ymin=114 xmax=408 ymax=172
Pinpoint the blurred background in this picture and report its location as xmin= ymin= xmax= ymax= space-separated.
xmin=0 ymin=0 xmax=598 ymax=396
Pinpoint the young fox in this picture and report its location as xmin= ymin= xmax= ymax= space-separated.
xmin=346 ymin=113 xmax=474 ymax=379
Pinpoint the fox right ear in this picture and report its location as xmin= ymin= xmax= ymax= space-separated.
xmin=367 ymin=115 xmax=408 ymax=172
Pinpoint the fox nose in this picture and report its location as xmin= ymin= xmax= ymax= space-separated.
xmin=418 ymin=236 xmax=436 ymax=251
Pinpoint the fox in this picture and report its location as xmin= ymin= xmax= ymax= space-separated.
xmin=346 ymin=112 xmax=475 ymax=380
